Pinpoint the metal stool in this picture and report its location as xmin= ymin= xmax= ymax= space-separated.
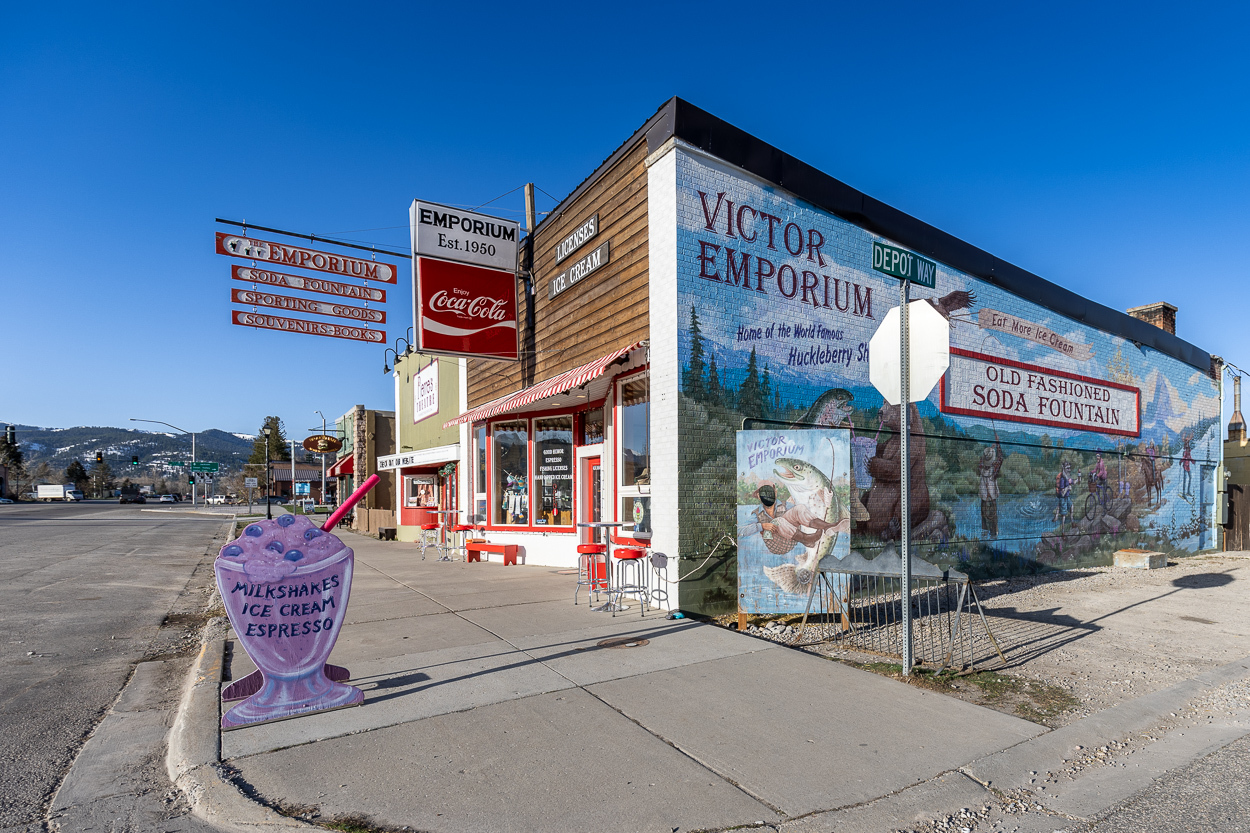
xmin=575 ymin=543 xmax=607 ymax=605
xmin=450 ymin=523 xmax=475 ymax=561
xmin=648 ymin=552 xmax=670 ymax=609
xmin=611 ymin=548 xmax=650 ymax=617
xmin=418 ymin=523 xmax=441 ymax=560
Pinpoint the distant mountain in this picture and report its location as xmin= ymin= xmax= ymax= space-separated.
xmin=11 ymin=424 xmax=261 ymax=474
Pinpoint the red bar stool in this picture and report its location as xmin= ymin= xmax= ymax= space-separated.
xmin=418 ymin=522 xmax=441 ymax=560
xmin=575 ymin=543 xmax=607 ymax=605
xmin=611 ymin=547 xmax=650 ymax=617
xmin=450 ymin=522 xmax=475 ymax=561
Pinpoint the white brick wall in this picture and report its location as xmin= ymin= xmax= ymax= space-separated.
xmin=647 ymin=139 xmax=679 ymax=610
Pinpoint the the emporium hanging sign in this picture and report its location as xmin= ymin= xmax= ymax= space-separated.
xmin=232 ymin=289 xmax=385 ymax=324
xmin=231 ymin=311 xmax=385 ymax=344
xmin=410 ymin=200 xmax=520 ymax=272
xmin=941 ymin=348 xmax=1140 ymax=437
xmin=232 ymin=266 xmax=387 ymax=303
xmin=217 ymin=233 xmax=399 ymax=283
xmin=414 ymin=257 xmax=519 ymax=361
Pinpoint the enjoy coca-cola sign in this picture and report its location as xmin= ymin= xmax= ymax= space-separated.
xmin=415 ymin=257 xmax=519 ymax=361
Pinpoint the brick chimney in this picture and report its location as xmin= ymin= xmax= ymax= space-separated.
xmin=1126 ymin=302 xmax=1177 ymax=335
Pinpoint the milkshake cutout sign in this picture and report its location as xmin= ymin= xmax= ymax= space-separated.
xmin=214 ymin=476 xmax=379 ymax=729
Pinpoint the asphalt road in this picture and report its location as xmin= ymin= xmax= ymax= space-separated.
xmin=0 ymin=500 xmax=226 ymax=829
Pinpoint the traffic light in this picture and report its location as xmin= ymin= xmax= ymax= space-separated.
xmin=132 ymin=455 xmax=139 ymax=466
xmin=4 ymin=425 xmax=13 ymax=445
xmin=96 ymin=451 xmax=103 ymax=465
xmin=188 ymin=476 xmax=195 ymax=485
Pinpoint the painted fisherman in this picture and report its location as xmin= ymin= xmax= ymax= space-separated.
xmin=1055 ymin=461 xmax=1074 ymax=526
xmin=977 ymin=439 xmax=1004 ymax=538
xmin=1181 ymin=435 xmax=1194 ymax=498
xmin=738 ymin=482 xmax=836 ymax=551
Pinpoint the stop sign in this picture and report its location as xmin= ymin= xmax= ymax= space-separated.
xmin=869 ymin=300 xmax=951 ymax=406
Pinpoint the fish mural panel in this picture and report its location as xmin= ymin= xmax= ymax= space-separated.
xmin=737 ymin=429 xmax=851 ymax=614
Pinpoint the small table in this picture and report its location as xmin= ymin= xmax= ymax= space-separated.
xmin=577 ymin=522 xmax=632 ymax=612
xmin=430 ymin=509 xmax=460 ymax=561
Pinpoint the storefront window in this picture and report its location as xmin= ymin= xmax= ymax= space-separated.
xmin=581 ymin=408 xmax=604 ymax=445
xmin=474 ymin=424 xmax=487 ymax=522
xmin=619 ymin=376 xmax=650 ymax=488
xmin=618 ymin=374 xmax=650 ymax=539
xmin=534 ymin=416 xmax=573 ymax=526
xmin=492 ymin=420 xmax=528 ymax=525
xmin=405 ymin=475 xmax=437 ymax=508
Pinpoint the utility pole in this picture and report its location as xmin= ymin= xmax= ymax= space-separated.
xmin=316 ymin=410 xmax=327 ymax=508
xmin=263 ymin=424 xmax=272 ymax=520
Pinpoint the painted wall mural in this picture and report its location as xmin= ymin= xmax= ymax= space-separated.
xmin=673 ymin=150 xmax=1221 ymax=617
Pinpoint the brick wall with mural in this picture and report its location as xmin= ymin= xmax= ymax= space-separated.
xmin=672 ymin=148 xmax=1220 ymax=617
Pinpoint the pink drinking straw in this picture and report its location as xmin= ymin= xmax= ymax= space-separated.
xmin=322 ymin=474 xmax=380 ymax=532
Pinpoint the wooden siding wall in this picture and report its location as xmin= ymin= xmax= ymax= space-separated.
xmin=466 ymin=139 xmax=650 ymax=407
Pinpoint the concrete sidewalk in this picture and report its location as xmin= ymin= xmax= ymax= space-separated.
xmin=196 ymin=532 xmax=1051 ymax=833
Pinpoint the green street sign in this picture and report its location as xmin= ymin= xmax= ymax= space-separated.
xmin=170 ymin=461 xmax=185 ymax=466
xmin=872 ymin=241 xmax=936 ymax=288
xmin=189 ymin=462 xmax=219 ymax=472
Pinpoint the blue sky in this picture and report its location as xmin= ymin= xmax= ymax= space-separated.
xmin=3 ymin=1 xmax=1248 ymax=439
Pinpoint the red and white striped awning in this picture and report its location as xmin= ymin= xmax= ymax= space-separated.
xmin=445 ymin=341 xmax=646 ymax=427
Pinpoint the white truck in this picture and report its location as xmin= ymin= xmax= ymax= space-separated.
xmin=38 ymin=484 xmax=84 ymax=502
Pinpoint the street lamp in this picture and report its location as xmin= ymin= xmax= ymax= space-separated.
xmin=263 ymin=425 xmax=272 ymax=520
xmin=131 ymin=418 xmax=197 ymax=506
xmin=314 ymin=410 xmax=327 ymax=509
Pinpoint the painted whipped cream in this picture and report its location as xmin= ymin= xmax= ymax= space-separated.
xmin=217 ymin=514 xmax=344 ymax=582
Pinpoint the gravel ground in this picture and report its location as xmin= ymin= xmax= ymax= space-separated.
xmin=734 ymin=552 xmax=1250 ymax=727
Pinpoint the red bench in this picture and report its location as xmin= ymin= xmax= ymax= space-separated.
xmin=465 ymin=541 xmax=519 ymax=565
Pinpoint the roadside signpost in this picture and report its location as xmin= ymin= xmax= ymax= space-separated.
xmin=870 ymin=241 xmax=950 ymax=675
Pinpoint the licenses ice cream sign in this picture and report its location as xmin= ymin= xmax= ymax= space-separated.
xmin=941 ymin=348 xmax=1140 ymax=437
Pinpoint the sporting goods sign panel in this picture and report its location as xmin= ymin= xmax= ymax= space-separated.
xmin=232 ymin=288 xmax=385 ymax=323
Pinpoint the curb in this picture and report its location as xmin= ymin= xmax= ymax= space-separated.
xmin=961 ymin=653 xmax=1250 ymax=790
xmin=167 ymin=629 xmax=316 ymax=831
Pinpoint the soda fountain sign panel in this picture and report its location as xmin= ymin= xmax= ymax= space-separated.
xmin=941 ymin=348 xmax=1140 ymax=437
xmin=414 ymin=257 xmax=519 ymax=361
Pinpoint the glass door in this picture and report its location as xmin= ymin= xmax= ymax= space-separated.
xmin=578 ymin=457 xmax=601 ymax=543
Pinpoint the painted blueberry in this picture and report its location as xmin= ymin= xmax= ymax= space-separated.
xmin=303 ymin=528 xmax=324 ymax=541
xmin=283 ymin=550 xmax=304 ymax=562
xmin=245 ymin=525 xmax=264 ymax=537
xmin=277 ymin=514 xmax=296 ymax=527
xmin=222 ymin=545 xmax=243 ymax=557
xmin=265 ymin=541 xmax=285 ymax=554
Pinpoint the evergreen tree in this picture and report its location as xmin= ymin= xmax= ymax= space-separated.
xmin=738 ymin=347 xmax=764 ymax=419
xmin=0 ymin=435 xmax=24 ymax=497
xmin=248 ymin=416 xmax=291 ymax=465
xmin=706 ymin=352 xmax=721 ymax=407
xmin=89 ymin=459 xmax=115 ymax=498
xmin=683 ymin=305 xmax=707 ymax=400
xmin=761 ymin=362 xmax=772 ymax=419
xmin=66 ymin=460 xmax=89 ymax=491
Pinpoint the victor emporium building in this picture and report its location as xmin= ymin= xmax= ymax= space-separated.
xmin=394 ymin=98 xmax=1222 ymax=618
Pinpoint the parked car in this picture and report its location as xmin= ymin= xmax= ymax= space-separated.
xmin=0 ymin=497 xmax=13 ymax=504
xmin=119 ymin=494 xmax=147 ymax=504
xmin=158 ymin=494 xmax=176 ymax=504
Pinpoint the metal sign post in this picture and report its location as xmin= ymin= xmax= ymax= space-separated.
xmin=869 ymin=242 xmax=950 ymax=677
xmin=899 ymin=278 xmax=913 ymax=675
